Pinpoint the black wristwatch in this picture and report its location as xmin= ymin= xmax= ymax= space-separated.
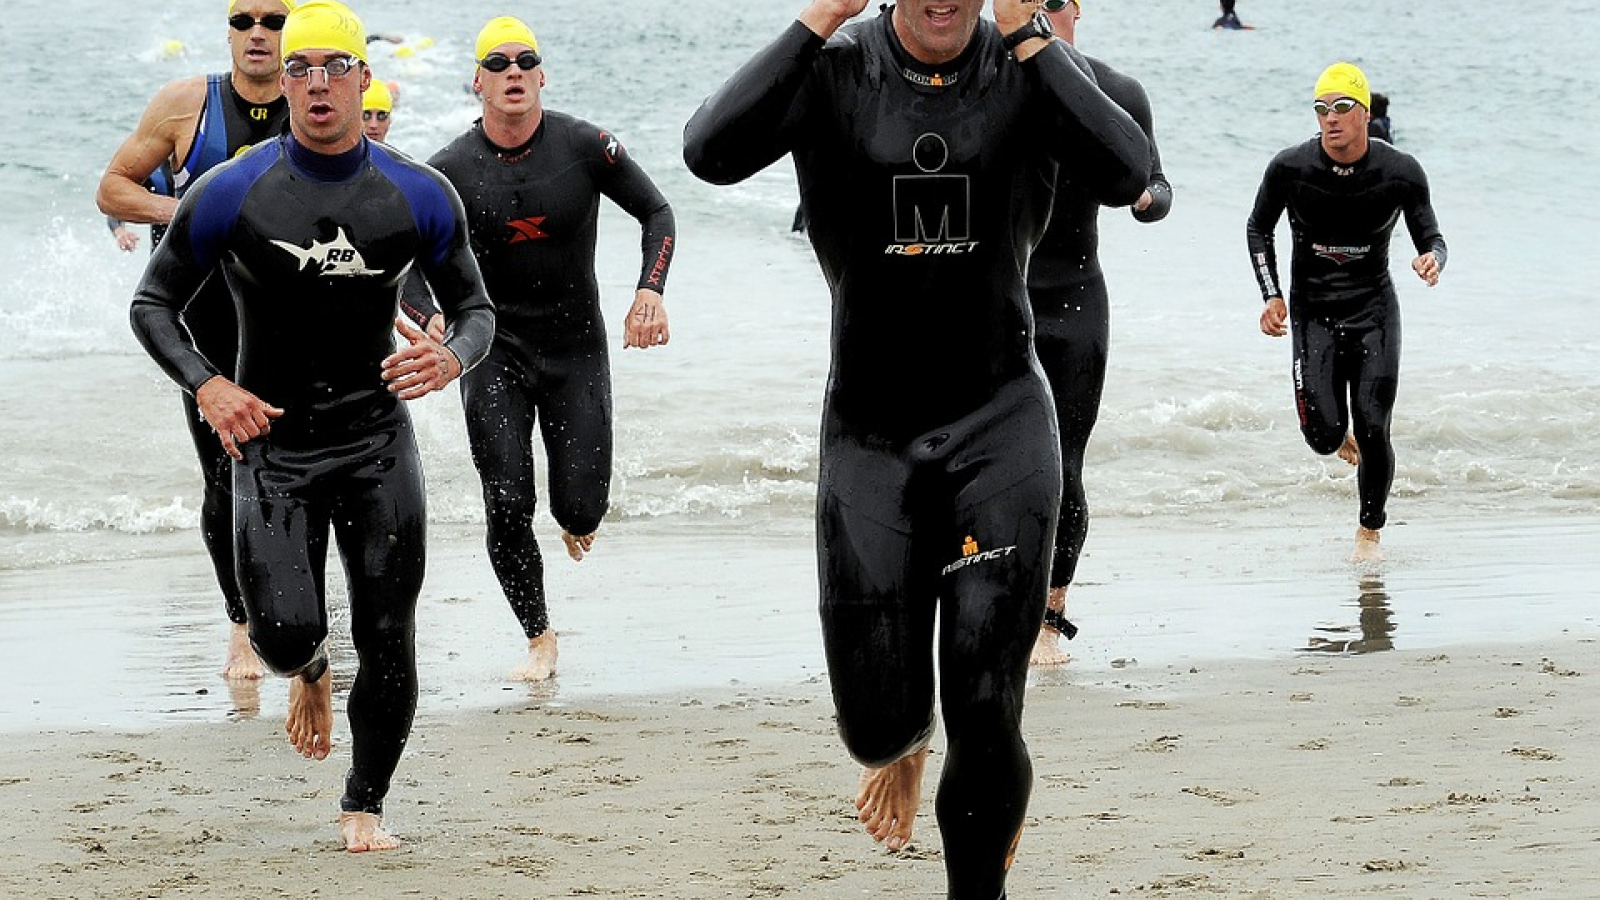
xmin=1002 ymin=11 xmax=1054 ymax=53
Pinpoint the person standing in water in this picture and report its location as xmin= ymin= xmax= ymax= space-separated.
xmin=1247 ymin=62 xmax=1445 ymax=562
xmin=97 ymin=0 xmax=296 ymax=681
xmin=1027 ymin=0 xmax=1172 ymax=666
xmin=131 ymin=0 xmax=495 ymax=851
xmin=685 ymin=0 xmax=1150 ymax=895
xmin=426 ymin=16 xmax=676 ymax=682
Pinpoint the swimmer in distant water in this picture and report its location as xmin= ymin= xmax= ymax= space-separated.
xmin=131 ymin=2 xmax=494 ymax=851
xmin=1367 ymin=91 xmax=1393 ymax=143
xmin=1246 ymin=62 xmax=1446 ymax=564
xmin=424 ymin=16 xmax=677 ymax=683
xmin=96 ymin=0 xmax=294 ymax=683
xmin=1213 ymin=0 xmax=1251 ymax=30
xmin=1028 ymin=0 xmax=1172 ymax=667
xmin=362 ymin=77 xmax=395 ymax=143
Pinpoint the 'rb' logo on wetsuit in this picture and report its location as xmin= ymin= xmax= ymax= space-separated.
xmin=885 ymin=133 xmax=980 ymax=257
xmin=270 ymin=226 xmax=383 ymax=277
xmin=941 ymin=535 xmax=1017 ymax=576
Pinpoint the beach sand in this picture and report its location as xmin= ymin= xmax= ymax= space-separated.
xmin=2 ymin=514 xmax=1598 ymax=898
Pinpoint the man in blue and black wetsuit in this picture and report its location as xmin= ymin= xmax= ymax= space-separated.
xmin=685 ymin=1 xmax=1149 ymax=895
xmin=98 ymin=0 xmax=295 ymax=681
xmin=1028 ymin=0 xmax=1172 ymax=667
xmin=130 ymin=2 xmax=495 ymax=853
xmin=423 ymin=16 xmax=677 ymax=683
xmin=1248 ymin=62 xmax=1445 ymax=563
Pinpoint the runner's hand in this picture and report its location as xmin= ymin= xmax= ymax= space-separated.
xmin=383 ymin=316 xmax=462 ymax=401
xmin=623 ymin=289 xmax=670 ymax=349
xmin=196 ymin=375 xmax=284 ymax=461
xmin=1412 ymin=252 xmax=1440 ymax=286
xmin=1260 ymin=296 xmax=1288 ymax=337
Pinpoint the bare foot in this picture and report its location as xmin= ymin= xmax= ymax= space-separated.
xmin=1336 ymin=433 xmax=1361 ymax=466
xmin=339 ymin=811 xmax=401 ymax=852
xmin=286 ymin=667 xmax=335 ymax=760
xmin=223 ymin=622 xmax=265 ymax=680
xmin=856 ymin=746 xmax=929 ymax=851
xmin=1351 ymin=526 xmax=1383 ymax=563
xmin=561 ymin=530 xmax=596 ymax=562
xmin=511 ymin=631 xmax=558 ymax=682
xmin=1029 ymin=587 xmax=1071 ymax=667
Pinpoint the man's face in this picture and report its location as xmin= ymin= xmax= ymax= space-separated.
xmin=1315 ymin=93 xmax=1370 ymax=157
xmin=472 ymin=42 xmax=544 ymax=119
xmin=283 ymin=50 xmax=371 ymax=151
xmin=1046 ymin=1 xmax=1080 ymax=45
xmin=363 ymin=108 xmax=391 ymax=142
xmin=228 ymin=0 xmax=292 ymax=82
xmin=893 ymin=0 xmax=984 ymax=65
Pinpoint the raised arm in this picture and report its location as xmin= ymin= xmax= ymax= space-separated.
xmin=1027 ymin=41 xmax=1151 ymax=207
xmin=682 ymin=3 xmax=854 ymax=185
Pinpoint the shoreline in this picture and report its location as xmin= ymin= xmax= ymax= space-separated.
xmin=3 ymin=637 xmax=1595 ymax=898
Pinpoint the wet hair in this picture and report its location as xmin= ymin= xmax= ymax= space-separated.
xmin=1220 ymin=0 xmax=1236 ymax=12
xmin=1370 ymin=92 xmax=1389 ymax=117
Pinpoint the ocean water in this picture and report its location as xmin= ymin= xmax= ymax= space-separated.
xmin=0 ymin=1 xmax=1597 ymax=727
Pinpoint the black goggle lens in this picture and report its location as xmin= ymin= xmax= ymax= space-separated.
xmin=229 ymin=13 xmax=288 ymax=31
xmin=479 ymin=51 xmax=541 ymax=73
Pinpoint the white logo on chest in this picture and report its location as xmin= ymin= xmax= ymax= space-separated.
xmin=270 ymin=226 xmax=383 ymax=277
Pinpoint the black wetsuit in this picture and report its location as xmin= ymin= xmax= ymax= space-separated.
xmin=1246 ymin=137 xmax=1446 ymax=531
xmin=427 ymin=114 xmax=675 ymax=640
xmin=168 ymin=75 xmax=289 ymax=624
xmin=1028 ymin=55 xmax=1171 ymax=591
xmin=131 ymin=133 xmax=495 ymax=816
xmin=684 ymin=11 xmax=1149 ymax=898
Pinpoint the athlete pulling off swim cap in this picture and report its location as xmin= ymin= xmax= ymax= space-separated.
xmin=1314 ymin=61 xmax=1370 ymax=108
xmin=474 ymin=15 xmax=540 ymax=62
xmin=281 ymin=0 xmax=367 ymax=63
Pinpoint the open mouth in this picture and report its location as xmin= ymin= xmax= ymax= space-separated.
xmin=307 ymin=102 xmax=335 ymax=123
xmin=925 ymin=4 xmax=960 ymax=27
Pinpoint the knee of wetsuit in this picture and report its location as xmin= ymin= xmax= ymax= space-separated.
xmin=481 ymin=479 xmax=539 ymax=523
xmin=249 ymin=620 xmax=329 ymax=678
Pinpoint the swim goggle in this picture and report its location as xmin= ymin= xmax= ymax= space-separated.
xmin=1042 ymin=0 xmax=1076 ymax=11
xmin=229 ymin=13 xmax=288 ymax=32
xmin=1312 ymin=98 xmax=1363 ymax=116
xmin=363 ymin=110 xmax=390 ymax=121
xmin=284 ymin=56 xmax=361 ymax=79
xmin=478 ymin=51 xmax=542 ymax=73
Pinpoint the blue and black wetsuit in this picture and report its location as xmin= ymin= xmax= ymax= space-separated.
xmin=427 ymin=114 xmax=675 ymax=641
xmin=170 ymin=73 xmax=289 ymax=625
xmin=131 ymin=132 xmax=495 ymax=816
xmin=1246 ymin=137 xmax=1446 ymax=531
xmin=1027 ymin=55 xmax=1171 ymax=594
xmin=685 ymin=10 xmax=1148 ymax=897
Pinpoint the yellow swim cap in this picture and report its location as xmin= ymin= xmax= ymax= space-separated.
xmin=1313 ymin=62 xmax=1370 ymax=109
xmin=229 ymin=0 xmax=296 ymax=13
xmin=363 ymin=79 xmax=393 ymax=112
xmin=282 ymin=1 xmax=367 ymax=63
xmin=475 ymin=16 xmax=539 ymax=62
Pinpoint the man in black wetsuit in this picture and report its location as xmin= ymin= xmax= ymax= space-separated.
xmin=98 ymin=0 xmax=295 ymax=681
xmin=1247 ymin=62 xmax=1445 ymax=562
xmin=425 ymin=15 xmax=676 ymax=683
xmin=684 ymin=1 xmax=1149 ymax=895
xmin=130 ymin=1 xmax=495 ymax=852
xmin=1028 ymin=0 xmax=1172 ymax=667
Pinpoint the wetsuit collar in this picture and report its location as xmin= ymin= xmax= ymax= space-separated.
xmin=475 ymin=117 xmax=543 ymax=162
xmin=882 ymin=6 xmax=978 ymax=89
xmin=284 ymin=132 xmax=369 ymax=182
xmin=1319 ymin=142 xmax=1369 ymax=177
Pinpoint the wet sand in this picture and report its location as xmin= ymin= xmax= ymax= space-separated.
xmin=1 ymin=513 xmax=1597 ymax=897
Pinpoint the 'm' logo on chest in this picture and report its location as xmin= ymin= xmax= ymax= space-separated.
xmin=507 ymin=216 xmax=549 ymax=244
xmin=270 ymin=226 xmax=382 ymax=277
